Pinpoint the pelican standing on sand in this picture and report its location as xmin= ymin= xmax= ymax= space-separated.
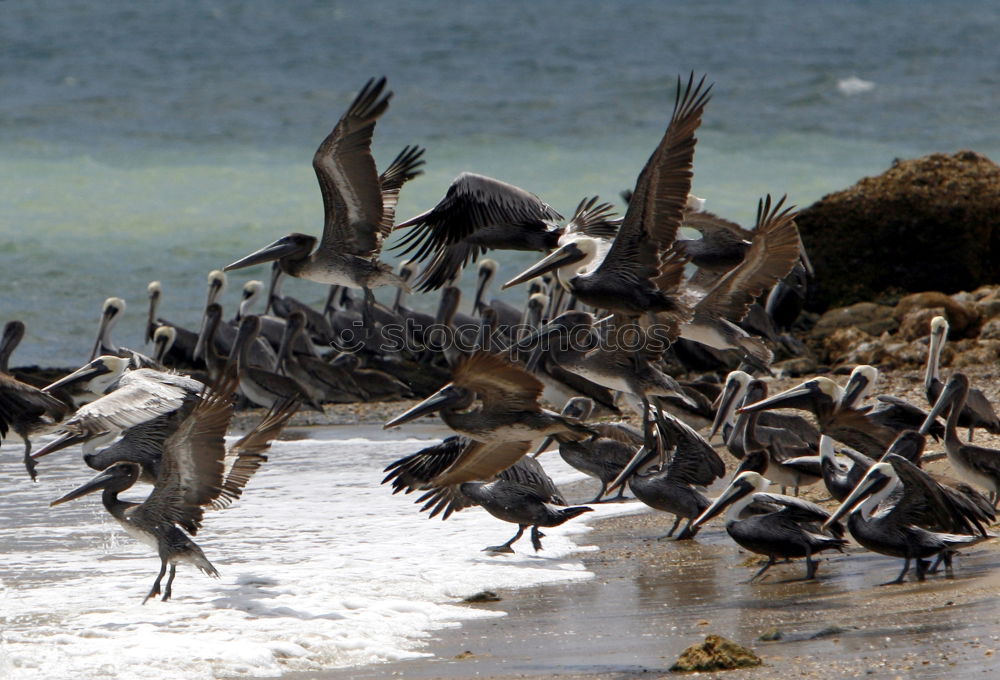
xmin=224 ymin=77 xmax=414 ymax=335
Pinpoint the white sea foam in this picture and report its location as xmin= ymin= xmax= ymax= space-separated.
xmin=837 ymin=76 xmax=875 ymax=96
xmin=0 ymin=431 xmax=642 ymax=679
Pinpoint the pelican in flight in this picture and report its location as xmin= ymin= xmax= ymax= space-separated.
xmin=49 ymin=373 xmax=240 ymax=603
xmin=224 ymin=78 xmax=420 ymax=333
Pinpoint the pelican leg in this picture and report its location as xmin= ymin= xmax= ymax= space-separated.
xmin=21 ymin=435 xmax=37 ymax=482
xmin=915 ymin=558 xmax=931 ymax=582
xmin=143 ymin=558 xmax=168 ymax=604
xmin=589 ymin=482 xmax=609 ymax=503
xmin=675 ymin=518 xmax=699 ymax=541
xmin=485 ymin=525 xmax=525 ymax=553
xmin=968 ymin=426 xmax=975 ymax=442
xmin=803 ymin=548 xmax=818 ymax=580
xmin=657 ymin=516 xmax=682 ymax=540
xmin=162 ymin=564 xmax=178 ymax=601
xmin=942 ymin=551 xmax=956 ymax=578
xmin=530 ymin=526 xmax=545 ymax=551
xmin=881 ymin=557 xmax=911 ymax=586
xmin=749 ymin=555 xmax=776 ymax=582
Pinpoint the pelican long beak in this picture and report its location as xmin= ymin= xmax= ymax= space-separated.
xmin=90 ymin=307 xmax=116 ymax=361
xmin=823 ymin=468 xmax=887 ymax=530
xmin=737 ymin=381 xmax=817 ymax=414
xmin=31 ymin=431 xmax=89 ymax=460
xmin=50 ymin=468 xmax=118 ymax=506
xmin=383 ymin=385 xmax=464 ymax=429
xmin=690 ymin=477 xmax=755 ymax=530
xmin=42 ymin=360 xmax=113 ymax=394
xmin=225 ymin=238 xmax=299 ymax=272
xmin=840 ymin=373 xmax=871 ymax=410
xmin=606 ymin=444 xmax=657 ymax=494
xmin=502 ymin=244 xmax=583 ymax=290
xmin=708 ymin=378 xmax=743 ymax=441
xmin=919 ymin=374 xmax=964 ymax=435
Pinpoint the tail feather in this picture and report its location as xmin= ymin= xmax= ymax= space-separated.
xmin=551 ymin=505 xmax=593 ymax=526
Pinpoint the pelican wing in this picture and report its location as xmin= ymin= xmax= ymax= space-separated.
xmin=378 ymin=145 xmax=426 ymax=233
xmin=680 ymin=208 xmax=753 ymax=242
xmin=593 ymin=74 xmax=711 ymax=283
xmin=392 ymin=172 xmax=562 ymax=262
xmin=452 ymin=351 xmax=544 ymax=411
xmin=314 ymin=77 xmax=391 ymax=258
xmin=381 ymin=436 xmax=469 ymax=494
xmin=212 ymin=398 xmax=299 ymax=510
xmin=754 ymin=491 xmax=834 ymax=525
xmin=60 ymin=370 xmax=203 ymax=437
xmin=0 ymin=373 xmax=68 ymax=437
xmin=431 ymin=439 xmax=534 ymax=486
xmin=883 ymin=454 xmax=985 ymax=535
xmin=135 ymin=374 xmax=237 ymax=535
xmin=408 ymin=239 xmax=487 ymax=293
xmin=501 ymin=455 xmax=566 ymax=504
xmin=563 ymin=196 xmax=621 ymax=239
xmin=661 ymin=412 xmax=725 ymax=486
xmin=693 ymin=195 xmax=800 ymax=323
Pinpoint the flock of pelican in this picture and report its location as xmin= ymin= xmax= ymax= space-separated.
xmin=3 ymin=74 xmax=1000 ymax=603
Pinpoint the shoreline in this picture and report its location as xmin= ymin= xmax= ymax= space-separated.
xmin=274 ymin=486 xmax=1000 ymax=680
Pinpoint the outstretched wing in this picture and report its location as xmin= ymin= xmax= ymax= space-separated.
xmin=378 ymin=145 xmax=425 ymax=233
xmin=314 ymin=77 xmax=391 ymax=258
xmin=451 ymin=351 xmax=544 ymax=411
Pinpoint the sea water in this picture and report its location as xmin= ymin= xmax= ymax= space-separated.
xmin=3 ymin=1 xmax=1000 ymax=366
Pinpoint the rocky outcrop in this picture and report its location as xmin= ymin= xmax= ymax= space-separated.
xmin=797 ymin=151 xmax=1000 ymax=311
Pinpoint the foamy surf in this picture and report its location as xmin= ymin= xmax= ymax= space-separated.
xmin=0 ymin=430 xmax=643 ymax=679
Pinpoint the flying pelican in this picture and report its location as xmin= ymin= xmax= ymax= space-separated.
xmin=824 ymin=453 xmax=993 ymax=584
xmin=691 ymin=471 xmax=847 ymax=581
xmin=502 ymin=75 xmax=711 ymax=341
xmin=920 ymin=372 xmax=1000 ymax=505
xmin=32 ymin=356 xmax=204 ymax=464
xmin=49 ymin=373 xmax=239 ymax=603
xmin=924 ymin=316 xmax=1000 ymax=440
xmin=384 ymin=351 xmax=593 ymax=485
xmin=382 ymin=437 xmax=591 ymax=552
xmin=224 ymin=77 xmax=413 ymax=335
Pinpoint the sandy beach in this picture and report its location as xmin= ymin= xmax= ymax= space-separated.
xmin=263 ymin=365 xmax=1000 ymax=680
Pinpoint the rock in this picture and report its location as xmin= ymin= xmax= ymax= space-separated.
xmin=811 ymin=302 xmax=897 ymax=340
xmin=462 ymin=591 xmax=502 ymax=603
xmin=771 ymin=355 xmax=819 ymax=377
xmin=797 ymin=151 xmax=1000 ymax=310
xmin=670 ymin=635 xmax=763 ymax=673
xmin=980 ymin=318 xmax=1000 ymax=340
xmin=893 ymin=292 xmax=979 ymax=338
xmin=758 ymin=628 xmax=783 ymax=642
xmin=822 ymin=326 xmax=876 ymax=365
xmin=896 ymin=307 xmax=947 ymax=342
xmin=951 ymin=340 xmax=1000 ymax=369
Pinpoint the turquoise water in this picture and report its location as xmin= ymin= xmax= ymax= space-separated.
xmin=3 ymin=1 xmax=999 ymax=365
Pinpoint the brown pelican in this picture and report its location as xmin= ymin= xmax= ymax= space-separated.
xmin=674 ymin=195 xmax=801 ymax=369
xmin=392 ymin=173 xmax=564 ymax=292
xmin=818 ymin=434 xmax=872 ymax=502
xmin=708 ymin=369 xmax=820 ymax=445
xmin=611 ymin=412 xmax=725 ymax=539
xmin=49 ymin=374 xmax=240 ymax=603
xmin=32 ymin=356 xmax=204 ymax=462
xmin=841 ymin=365 xmax=944 ymax=440
xmin=151 ymin=326 xmax=176 ymax=366
xmin=472 ymin=259 xmax=522 ymax=331
xmin=329 ymin=353 xmax=410 ymax=401
xmin=0 ymin=370 xmax=68 ymax=479
xmin=225 ymin=78 xmax=412 ymax=336
xmin=920 ymin=372 xmax=1000 ymax=505
xmin=824 ymin=453 xmax=993 ymax=584
xmin=737 ymin=375 xmax=896 ymax=458
xmin=501 ymin=75 xmax=711 ymax=338
xmin=274 ymin=312 xmax=364 ymax=403
xmin=90 ymin=297 xmax=158 ymax=368
xmin=691 ymin=471 xmax=847 ymax=581
xmin=0 ymin=320 xmax=26 ymax=374
xmin=383 ymin=437 xmax=592 ymax=552
xmin=145 ymin=281 xmax=200 ymax=366
xmin=925 ymin=316 xmax=1000 ymax=440
xmin=229 ymin=316 xmax=320 ymax=411
xmin=384 ymin=351 xmax=593 ymax=484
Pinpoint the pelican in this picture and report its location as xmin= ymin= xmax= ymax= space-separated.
xmin=383 ymin=438 xmax=592 ymax=552
xmin=824 ymin=453 xmax=993 ymax=584
xmin=676 ymin=195 xmax=802 ymax=369
xmin=274 ymin=312 xmax=364 ymax=403
xmin=145 ymin=281 xmax=200 ymax=366
xmin=920 ymin=372 xmax=1000 ymax=505
xmin=502 ymin=75 xmax=711 ymax=340
xmin=841 ymin=365 xmax=943 ymax=439
xmin=384 ymin=351 xmax=593 ymax=484
xmin=0 ymin=370 xmax=68 ymax=480
xmin=691 ymin=471 xmax=847 ymax=581
xmin=610 ymin=412 xmax=725 ymax=539
xmin=224 ymin=77 xmax=412 ymax=334
xmin=90 ymin=297 xmax=158 ymax=368
xmin=708 ymin=369 xmax=820 ymax=445
xmin=392 ymin=173 xmax=564 ymax=292
xmin=0 ymin=320 xmax=25 ymax=374
xmin=32 ymin=356 xmax=204 ymax=463
xmin=472 ymin=259 xmax=522 ymax=331
xmin=229 ymin=316 xmax=319 ymax=411
xmin=924 ymin=316 xmax=1000 ymax=440
xmin=49 ymin=374 xmax=240 ymax=603
xmin=151 ymin=326 xmax=177 ymax=366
